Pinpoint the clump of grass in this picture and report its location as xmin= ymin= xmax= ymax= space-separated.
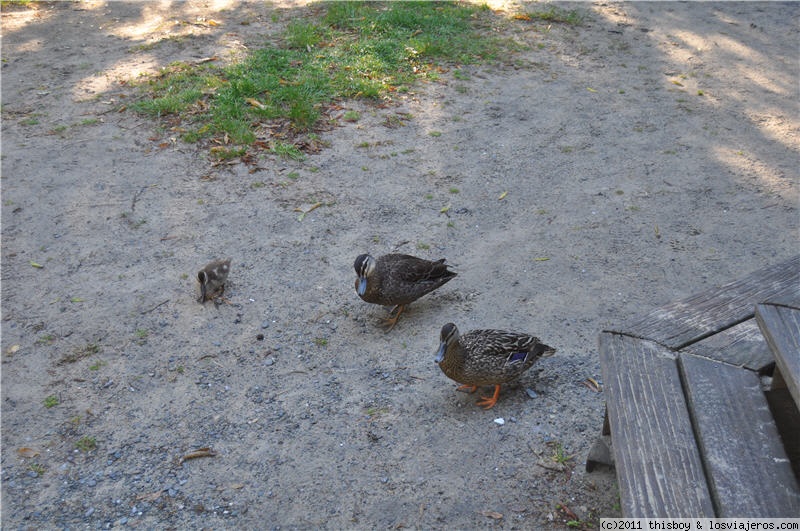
xmin=76 ymin=436 xmax=97 ymax=452
xmin=343 ymin=110 xmax=361 ymax=122
xmin=43 ymin=395 xmax=59 ymax=408
xmin=525 ymin=6 xmax=586 ymax=26
xmin=130 ymin=2 xmax=510 ymax=157
xmin=549 ymin=441 xmax=575 ymax=466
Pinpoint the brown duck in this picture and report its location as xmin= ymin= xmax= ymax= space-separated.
xmin=435 ymin=322 xmax=555 ymax=409
xmin=197 ymin=258 xmax=231 ymax=303
xmin=354 ymin=253 xmax=456 ymax=331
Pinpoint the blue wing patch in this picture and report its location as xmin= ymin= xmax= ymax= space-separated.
xmin=508 ymin=352 xmax=528 ymax=364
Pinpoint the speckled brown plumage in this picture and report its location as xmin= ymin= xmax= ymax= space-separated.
xmin=435 ymin=322 xmax=555 ymax=409
xmin=354 ymin=253 xmax=456 ymax=331
xmin=198 ymin=258 xmax=231 ymax=303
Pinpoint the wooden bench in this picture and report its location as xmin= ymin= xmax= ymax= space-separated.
xmin=588 ymin=255 xmax=800 ymax=517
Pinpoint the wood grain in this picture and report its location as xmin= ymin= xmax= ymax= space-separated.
xmin=599 ymin=332 xmax=714 ymax=517
xmin=756 ymin=303 xmax=800 ymax=408
xmin=681 ymin=318 xmax=773 ymax=371
xmin=679 ymin=353 xmax=800 ymax=516
xmin=610 ymin=255 xmax=800 ymax=350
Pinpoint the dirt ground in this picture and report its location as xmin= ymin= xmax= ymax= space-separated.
xmin=1 ymin=1 xmax=798 ymax=528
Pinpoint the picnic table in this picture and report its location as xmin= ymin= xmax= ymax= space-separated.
xmin=588 ymin=255 xmax=800 ymax=517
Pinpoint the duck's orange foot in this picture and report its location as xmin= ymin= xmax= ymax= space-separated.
xmin=456 ymin=384 xmax=478 ymax=394
xmin=380 ymin=304 xmax=405 ymax=332
xmin=475 ymin=385 xmax=501 ymax=409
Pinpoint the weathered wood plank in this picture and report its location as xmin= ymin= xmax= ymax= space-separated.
xmin=610 ymin=255 xmax=800 ymax=350
xmin=679 ymin=353 xmax=800 ymax=516
xmin=599 ymin=333 xmax=714 ymax=517
xmin=681 ymin=318 xmax=773 ymax=371
xmin=756 ymin=303 xmax=800 ymax=408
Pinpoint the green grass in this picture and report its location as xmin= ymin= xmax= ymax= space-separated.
xmin=43 ymin=395 xmax=59 ymax=408
xmin=131 ymin=1 xmax=509 ymax=157
xmin=525 ymin=6 xmax=586 ymax=26
xmin=75 ymin=436 xmax=97 ymax=452
xmin=28 ymin=462 xmax=46 ymax=476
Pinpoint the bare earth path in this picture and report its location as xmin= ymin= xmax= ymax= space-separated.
xmin=2 ymin=1 xmax=798 ymax=528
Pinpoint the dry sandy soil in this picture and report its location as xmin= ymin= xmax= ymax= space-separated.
xmin=1 ymin=1 xmax=798 ymax=529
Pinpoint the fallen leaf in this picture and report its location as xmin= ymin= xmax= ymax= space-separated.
xmin=533 ymin=257 xmax=550 ymax=262
xmin=245 ymin=98 xmax=267 ymax=110
xmin=557 ymin=503 xmax=579 ymax=520
xmin=6 ymin=344 xmax=20 ymax=355
xmin=498 ymin=191 xmax=508 ymax=200
xmin=581 ymin=377 xmax=602 ymax=392
xmin=480 ymin=510 xmax=503 ymax=520
xmin=440 ymin=204 xmax=450 ymax=214
xmin=513 ymin=13 xmax=532 ymax=21
xmin=180 ymin=447 xmax=217 ymax=464
xmin=536 ymin=459 xmax=568 ymax=472
xmin=70 ymin=297 xmax=84 ymax=303
xmin=295 ymin=202 xmax=323 ymax=221
xmin=30 ymin=261 xmax=43 ymax=269
xmin=137 ymin=491 xmax=162 ymax=502
xmin=17 ymin=447 xmax=40 ymax=458
xmin=206 ymin=19 xmax=220 ymax=26
xmin=586 ymin=87 xmax=597 ymax=93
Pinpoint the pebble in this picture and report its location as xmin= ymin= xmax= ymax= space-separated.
xmin=526 ymin=388 xmax=538 ymax=398
xmin=494 ymin=418 xmax=505 ymax=425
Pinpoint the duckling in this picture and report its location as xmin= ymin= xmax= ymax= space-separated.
xmin=435 ymin=322 xmax=555 ymax=409
xmin=198 ymin=258 xmax=231 ymax=303
xmin=354 ymin=253 xmax=456 ymax=331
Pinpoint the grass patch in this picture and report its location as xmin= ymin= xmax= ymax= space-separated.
xmin=28 ymin=462 xmax=46 ymax=476
xmin=524 ymin=6 xmax=586 ymax=26
xmin=75 ymin=436 xmax=97 ymax=452
xmin=130 ymin=1 xmax=510 ymax=157
xmin=43 ymin=395 xmax=59 ymax=408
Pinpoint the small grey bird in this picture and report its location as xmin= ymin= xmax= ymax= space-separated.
xmin=435 ymin=323 xmax=555 ymax=409
xmin=198 ymin=258 xmax=231 ymax=303
xmin=354 ymin=253 xmax=457 ymax=331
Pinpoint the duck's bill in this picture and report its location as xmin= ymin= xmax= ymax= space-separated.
xmin=357 ymin=277 xmax=367 ymax=296
xmin=434 ymin=342 xmax=446 ymax=364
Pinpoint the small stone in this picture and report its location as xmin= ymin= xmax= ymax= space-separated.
xmin=494 ymin=418 xmax=505 ymax=426
xmin=526 ymin=388 xmax=538 ymax=399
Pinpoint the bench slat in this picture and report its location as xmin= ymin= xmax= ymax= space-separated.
xmin=599 ymin=332 xmax=714 ymax=517
xmin=756 ymin=303 xmax=800 ymax=408
xmin=611 ymin=255 xmax=800 ymax=350
xmin=681 ymin=318 xmax=773 ymax=371
xmin=679 ymin=353 xmax=800 ymax=516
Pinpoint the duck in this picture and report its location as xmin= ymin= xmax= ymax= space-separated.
xmin=197 ymin=258 xmax=231 ymax=303
xmin=435 ymin=322 xmax=555 ymax=409
xmin=354 ymin=253 xmax=457 ymax=331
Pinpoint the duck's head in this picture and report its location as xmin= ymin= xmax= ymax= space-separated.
xmin=435 ymin=322 xmax=460 ymax=364
xmin=353 ymin=254 xmax=376 ymax=296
